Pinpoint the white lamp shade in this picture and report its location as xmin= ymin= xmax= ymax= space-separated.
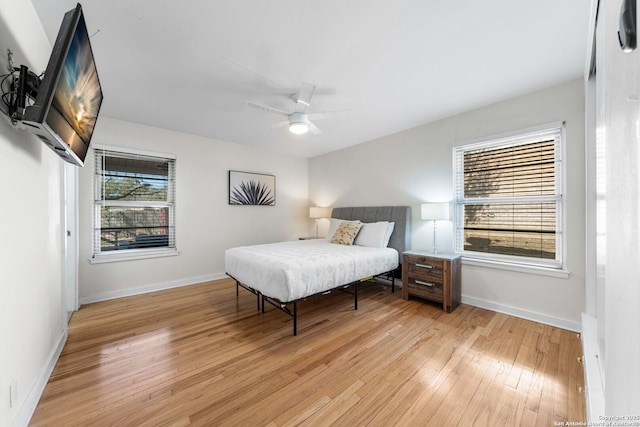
xmin=309 ymin=206 xmax=331 ymax=219
xmin=421 ymin=202 xmax=450 ymax=220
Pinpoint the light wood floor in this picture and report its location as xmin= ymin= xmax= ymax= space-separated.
xmin=30 ymin=278 xmax=586 ymax=426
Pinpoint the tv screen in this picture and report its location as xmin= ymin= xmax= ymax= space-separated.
xmin=22 ymin=3 xmax=103 ymax=167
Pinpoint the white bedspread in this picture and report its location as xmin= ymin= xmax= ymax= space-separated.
xmin=225 ymin=239 xmax=399 ymax=302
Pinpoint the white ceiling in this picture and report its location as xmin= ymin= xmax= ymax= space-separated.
xmin=30 ymin=0 xmax=591 ymax=158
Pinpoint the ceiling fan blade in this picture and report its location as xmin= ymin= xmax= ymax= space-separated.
xmin=309 ymin=122 xmax=322 ymax=135
xmin=246 ymin=101 xmax=290 ymax=117
xmin=314 ymin=87 xmax=337 ymax=96
xmin=271 ymin=120 xmax=289 ymax=130
xmin=223 ymin=56 xmax=287 ymax=89
xmin=293 ymin=82 xmax=316 ymax=108
xmin=308 ymin=108 xmax=356 ymax=121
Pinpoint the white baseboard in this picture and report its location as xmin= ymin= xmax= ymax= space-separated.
xmin=79 ymin=272 xmax=228 ymax=305
xmin=13 ymin=329 xmax=67 ymax=427
xmin=581 ymin=312 xmax=605 ymax=422
xmin=461 ymin=295 xmax=581 ymax=332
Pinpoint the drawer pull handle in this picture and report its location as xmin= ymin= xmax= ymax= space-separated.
xmin=415 ymin=263 xmax=433 ymax=269
xmin=415 ymin=280 xmax=435 ymax=287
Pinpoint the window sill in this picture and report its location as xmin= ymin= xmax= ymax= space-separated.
xmin=90 ymin=248 xmax=178 ymax=264
xmin=461 ymin=256 xmax=570 ymax=279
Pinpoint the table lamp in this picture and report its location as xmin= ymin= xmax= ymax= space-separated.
xmin=421 ymin=202 xmax=450 ymax=254
xmin=309 ymin=207 xmax=331 ymax=238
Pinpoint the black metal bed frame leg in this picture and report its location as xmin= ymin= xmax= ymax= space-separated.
xmin=354 ymin=283 xmax=358 ymax=310
xmin=235 ymin=279 xmax=262 ymax=311
xmin=293 ymin=302 xmax=297 ymax=336
xmin=392 ymin=275 xmax=395 ymax=293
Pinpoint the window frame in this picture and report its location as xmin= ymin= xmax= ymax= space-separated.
xmin=91 ymin=144 xmax=177 ymax=264
xmin=453 ymin=123 xmax=567 ymax=275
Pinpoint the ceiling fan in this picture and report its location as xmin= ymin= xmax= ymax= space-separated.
xmin=246 ymin=82 xmax=348 ymax=135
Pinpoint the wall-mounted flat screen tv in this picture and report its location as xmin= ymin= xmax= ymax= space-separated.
xmin=22 ymin=3 xmax=103 ymax=167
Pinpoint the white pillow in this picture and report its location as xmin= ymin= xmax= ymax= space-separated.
xmin=354 ymin=221 xmax=390 ymax=248
xmin=383 ymin=222 xmax=395 ymax=247
xmin=325 ymin=218 xmax=345 ymax=240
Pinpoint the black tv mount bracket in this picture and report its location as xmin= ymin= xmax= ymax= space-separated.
xmin=5 ymin=49 xmax=41 ymax=124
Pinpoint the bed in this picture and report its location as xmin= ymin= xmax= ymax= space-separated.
xmin=225 ymin=206 xmax=411 ymax=335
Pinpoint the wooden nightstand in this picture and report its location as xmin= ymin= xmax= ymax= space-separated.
xmin=402 ymin=251 xmax=461 ymax=312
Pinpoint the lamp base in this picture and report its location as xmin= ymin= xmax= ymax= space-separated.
xmin=432 ymin=220 xmax=438 ymax=255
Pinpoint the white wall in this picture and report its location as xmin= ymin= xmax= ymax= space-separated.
xmin=310 ymin=79 xmax=586 ymax=331
xmin=0 ymin=3 xmax=67 ymax=426
xmin=77 ymin=118 xmax=309 ymax=302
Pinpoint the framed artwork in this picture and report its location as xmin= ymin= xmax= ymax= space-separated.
xmin=228 ymin=170 xmax=276 ymax=206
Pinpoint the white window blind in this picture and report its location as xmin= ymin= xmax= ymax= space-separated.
xmin=93 ymin=147 xmax=176 ymax=260
xmin=453 ymin=126 xmax=564 ymax=268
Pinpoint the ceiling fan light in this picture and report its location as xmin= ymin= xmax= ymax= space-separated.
xmin=288 ymin=112 xmax=310 ymax=134
xmin=289 ymin=122 xmax=309 ymax=134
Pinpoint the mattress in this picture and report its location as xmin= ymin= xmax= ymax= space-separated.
xmin=225 ymin=239 xmax=399 ymax=302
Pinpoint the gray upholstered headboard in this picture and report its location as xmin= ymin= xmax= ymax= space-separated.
xmin=331 ymin=206 xmax=411 ymax=262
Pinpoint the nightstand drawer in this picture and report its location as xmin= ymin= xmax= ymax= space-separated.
xmin=406 ymin=276 xmax=444 ymax=302
xmin=406 ymin=256 xmax=444 ymax=282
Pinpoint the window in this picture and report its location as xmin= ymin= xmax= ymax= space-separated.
xmin=92 ymin=146 xmax=176 ymax=262
xmin=453 ymin=125 xmax=564 ymax=270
